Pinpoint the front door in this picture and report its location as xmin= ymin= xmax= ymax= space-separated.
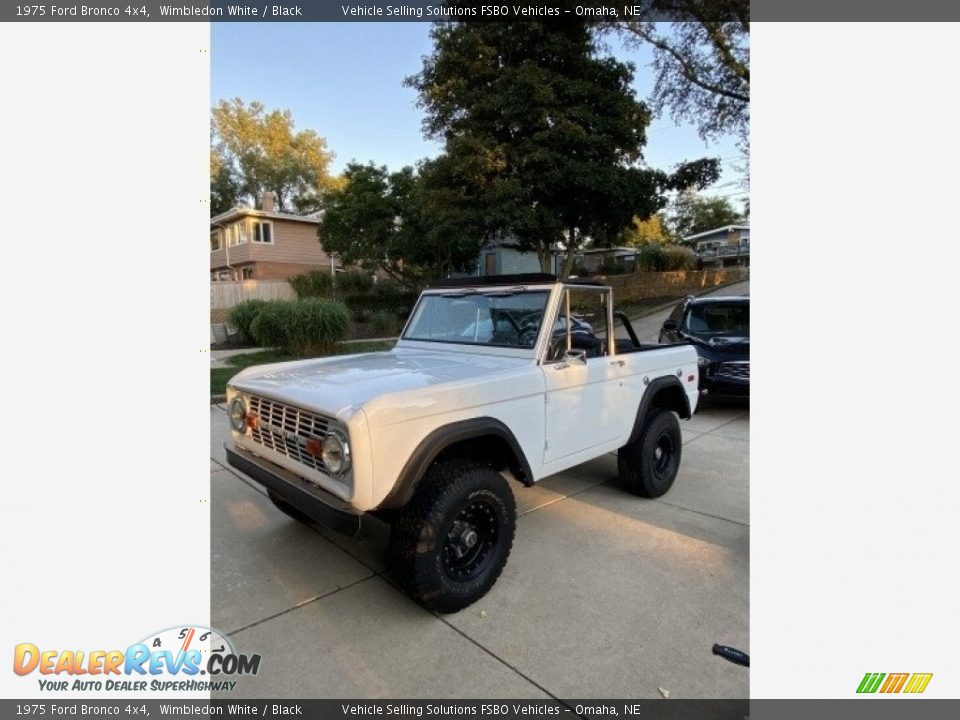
xmin=541 ymin=286 xmax=623 ymax=464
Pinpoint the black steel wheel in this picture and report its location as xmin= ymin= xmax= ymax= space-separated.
xmin=618 ymin=409 xmax=682 ymax=498
xmin=442 ymin=496 xmax=501 ymax=582
xmin=389 ymin=460 xmax=516 ymax=613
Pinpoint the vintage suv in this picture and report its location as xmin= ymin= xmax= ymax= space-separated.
xmin=225 ymin=274 xmax=699 ymax=612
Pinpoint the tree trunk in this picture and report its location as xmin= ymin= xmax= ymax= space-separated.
xmin=538 ymin=244 xmax=552 ymax=274
xmin=560 ymin=227 xmax=578 ymax=278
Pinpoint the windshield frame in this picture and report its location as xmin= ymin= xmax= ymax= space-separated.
xmin=396 ymin=283 xmax=562 ymax=358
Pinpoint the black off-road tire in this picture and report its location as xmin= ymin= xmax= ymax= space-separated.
xmin=267 ymin=490 xmax=314 ymax=525
xmin=618 ymin=409 xmax=682 ymax=498
xmin=389 ymin=460 xmax=516 ymax=614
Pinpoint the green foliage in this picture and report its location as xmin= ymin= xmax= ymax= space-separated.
xmin=670 ymin=190 xmax=744 ymax=239
xmin=290 ymin=298 xmax=350 ymax=356
xmin=637 ymin=245 xmax=698 ymax=272
xmin=210 ymin=98 xmax=335 ymax=213
xmin=249 ymin=299 xmax=350 ymax=357
xmin=228 ymin=299 xmax=268 ymax=345
xmin=319 ymin=162 xmax=482 ymax=285
xmin=370 ymin=310 xmax=401 ymax=336
xmin=289 ymin=270 xmax=334 ymax=299
xmin=609 ymin=9 xmax=749 ymax=143
xmin=337 ymin=270 xmax=375 ymax=296
xmin=406 ymin=11 xmax=720 ymax=276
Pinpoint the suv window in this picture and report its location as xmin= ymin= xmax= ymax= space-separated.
xmin=683 ymin=302 xmax=749 ymax=336
xmin=403 ymin=290 xmax=550 ymax=348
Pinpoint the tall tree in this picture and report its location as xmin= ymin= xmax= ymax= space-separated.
xmin=670 ymin=190 xmax=744 ymax=238
xmin=319 ymin=162 xmax=483 ymax=286
xmin=609 ymin=3 xmax=749 ymax=143
xmin=620 ymin=213 xmax=673 ymax=246
xmin=210 ymin=98 xmax=335 ymax=213
xmin=408 ymin=11 xmax=718 ymax=277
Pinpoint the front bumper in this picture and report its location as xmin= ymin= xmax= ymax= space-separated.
xmin=699 ymin=359 xmax=750 ymax=397
xmin=224 ymin=443 xmax=362 ymax=536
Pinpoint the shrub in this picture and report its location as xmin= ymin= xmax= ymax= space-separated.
xmin=290 ymin=298 xmax=350 ymax=356
xmin=249 ymin=298 xmax=350 ymax=357
xmin=249 ymin=301 xmax=297 ymax=351
xmin=229 ymin=299 xmax=268 ymax=345
xmin=336 ymin=270 xmax=375 ymax=296
xmin=662 ymin=245 xmax=698 ymax=271
xmin=289 ymin=270 xmax=334 ymax=299
xmin=370 ymin=309 xmax=401 ymax=336
xmin=637 ymin=244 xmax=697 ymax=272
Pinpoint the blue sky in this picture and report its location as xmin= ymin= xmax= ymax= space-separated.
xmin=212 ymin=23 xmax=746 ymax=206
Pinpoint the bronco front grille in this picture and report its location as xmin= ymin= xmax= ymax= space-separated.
xmin=247 ymin=395 xmax=332 ymax=474
xmin=716 ymin=361 xmax=750 ymax=380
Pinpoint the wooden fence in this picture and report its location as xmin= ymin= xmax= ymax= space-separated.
xmin=210 ymin=280 xmax=296 ymax=310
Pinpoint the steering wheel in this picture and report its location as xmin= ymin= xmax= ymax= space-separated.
xmin=517 ymin=313 xmax=543 ymax=347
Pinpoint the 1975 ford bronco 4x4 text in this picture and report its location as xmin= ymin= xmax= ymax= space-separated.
xmin=225 ymin=274 xmax=699 ymax=612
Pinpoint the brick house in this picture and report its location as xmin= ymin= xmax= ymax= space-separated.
xmin=210 ymin=193 xmax=333 ymax=281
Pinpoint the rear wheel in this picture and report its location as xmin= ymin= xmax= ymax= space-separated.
xmin=618 ymin=409 xmax=682 ymax=498
xmin=389 ymin=460 xmax=516 ymax=613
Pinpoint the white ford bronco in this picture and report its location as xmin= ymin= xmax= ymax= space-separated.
xmin=225 ymin=274 xmax=699 ymax=612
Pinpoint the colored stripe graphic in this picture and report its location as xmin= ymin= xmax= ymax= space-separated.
xmin=903 ymin=673 xmax=933 ymax=694
xmin=857 ymin=673 xmax=885 ymax=693
xmin=858 ymin=672 xmax=933 ymax=694
xmin=880 ymin=673 xmax=909 ymax=693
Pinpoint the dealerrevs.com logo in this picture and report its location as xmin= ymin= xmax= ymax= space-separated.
xmin=13 ymin=626 xmax=261 ymax=692
xmin=857 ymin=672 xmax=933 ymax=695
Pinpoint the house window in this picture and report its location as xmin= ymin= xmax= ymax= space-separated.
xmin=241 ymin=266 xmax=254 ymax=280
xmin=227 ymin=223 xmax=248 ymax=247
xmin=210 ymin=230 xmax=222 ymax=252
xmin=251 ymin=220 xmax=273 ymax=244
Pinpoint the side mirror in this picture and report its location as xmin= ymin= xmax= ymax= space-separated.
xmin=662 ymin=319 xmax=678 ymax=332
xmin=563 ymin=348 xmax=587 ymax=365
xmin=554 ymin=348 xmax=587 ymax=370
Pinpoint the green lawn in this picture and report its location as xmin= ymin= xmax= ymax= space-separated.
xmin=211 ymin=340 xmax=395 ymax=397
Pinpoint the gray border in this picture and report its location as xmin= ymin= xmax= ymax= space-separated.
xmin=6 ymin=1 xmax=957 ymax=23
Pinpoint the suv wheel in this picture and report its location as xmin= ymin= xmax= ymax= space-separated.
xmin=389 ymin=460 xmax=516 ymax=614
xmin=618 ymin=409 xmax=682 ymax=498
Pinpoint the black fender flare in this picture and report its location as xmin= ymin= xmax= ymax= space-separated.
xmin=627 ymin=375 xmax=692 ymax=445
xmin=378 ymin=417 xmax=534 ymax=510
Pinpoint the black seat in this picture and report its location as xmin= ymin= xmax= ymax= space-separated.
xmin=570 ymin=332 xmax=603 ymax=358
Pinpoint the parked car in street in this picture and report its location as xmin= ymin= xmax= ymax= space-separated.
xmin=660 ymin=295 xmax=749 ymax=397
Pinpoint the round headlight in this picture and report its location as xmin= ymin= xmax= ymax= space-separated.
xmin=322 ymin=432 xmax=350 ymax=475
xmin=229 ymin=396 xmax=247 ymax=432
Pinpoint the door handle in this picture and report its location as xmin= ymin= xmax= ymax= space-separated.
xmin=610 ymin=359 xmax=626 ymax=367
xmin=554 ymin=362 xmax=569 ymax=371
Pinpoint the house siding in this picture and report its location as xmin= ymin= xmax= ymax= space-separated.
xmin=211 ymin=215 xmax=331 ymax=280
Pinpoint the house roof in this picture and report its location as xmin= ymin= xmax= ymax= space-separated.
xmin=682 ymin=224 xmax=750 ymax=242
xmin=210 ymin=206 xmax=321 ymax=228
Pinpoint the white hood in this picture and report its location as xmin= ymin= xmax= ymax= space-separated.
xmin=228 ymin=347 xmax=531 ymax=417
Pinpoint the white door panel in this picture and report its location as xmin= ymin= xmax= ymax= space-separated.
xmin=542 ymin=357 xmax=626 ymax=463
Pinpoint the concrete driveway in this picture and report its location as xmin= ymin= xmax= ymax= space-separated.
xmin=210 ymin=391 xmax=748 ymax=699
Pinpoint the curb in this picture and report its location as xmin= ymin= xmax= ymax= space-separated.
xmin=211 ymin=394 xmax=226 ymax=405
